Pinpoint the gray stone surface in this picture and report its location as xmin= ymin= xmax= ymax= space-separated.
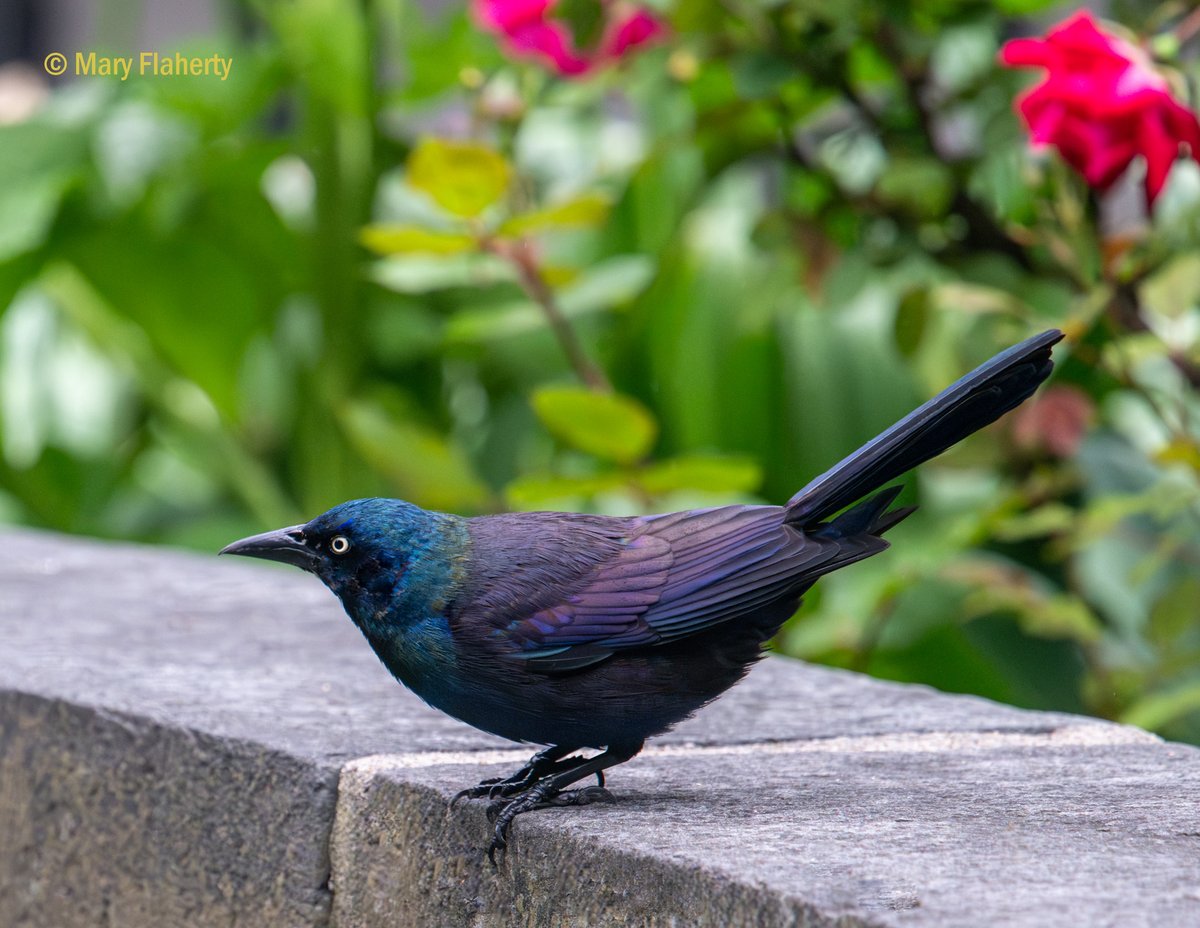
xmin=331 ymin=726 xmax=1198 ymax=928
xmin=2 ymin=528 xmax=1199 ymax=927
xmin=0 ymin=691 xmax=337 ymax=928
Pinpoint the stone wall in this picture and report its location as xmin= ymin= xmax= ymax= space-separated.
xmin=2 ymin=530 xmax=1197 ymax=926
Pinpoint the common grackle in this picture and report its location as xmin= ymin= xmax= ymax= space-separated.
xmin=222 ymin=329 xmax=1063 ymax=861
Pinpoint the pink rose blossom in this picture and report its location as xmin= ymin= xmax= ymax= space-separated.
xmin=474 ymin=0 xmax=666 ymax=78
xmin=1000 ymin=11 xmax=1200 ymax=207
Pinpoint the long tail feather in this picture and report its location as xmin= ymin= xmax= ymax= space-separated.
xmin=786 ymin=329 xmax=1063 ymax=528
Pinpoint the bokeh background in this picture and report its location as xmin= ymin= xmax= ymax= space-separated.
xmin=1 ymin=1 xmax=1198 ymax=743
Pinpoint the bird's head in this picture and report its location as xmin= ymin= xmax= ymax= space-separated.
xmin=220 ymin=498 xmax=459 ymax=614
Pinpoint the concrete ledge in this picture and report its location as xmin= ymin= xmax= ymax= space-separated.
xmin=0 ymin=692 xmax=337 ymax=927
xmin=1 ymin=529 xmax=1198 ymax=926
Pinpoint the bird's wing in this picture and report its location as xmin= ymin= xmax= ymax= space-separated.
xmin=486 ymin=505 xmax=881 ymax=672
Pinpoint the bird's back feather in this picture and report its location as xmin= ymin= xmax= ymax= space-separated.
xmin=455 ymin=505 xmax=885 ymax=673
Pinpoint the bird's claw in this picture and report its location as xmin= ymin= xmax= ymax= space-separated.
xmin=460 ymin=770 xmax=605 ymax=809
xmin=488 ymin=780 xmax=522 ymax=799
xmin=450 ymin=775 xmax=522 ymax=809
xmin=484 ymin=784 xmax=616 ymax=865
xmin=454 ymin=745 xmax=634 ymax=864
xmin=451 ymin=765 xmax=554 ymax=808
xmin=486 ymin=834 xmax=507 ymax=867
xmin=486 ymin=784 xmax=546 ymax=863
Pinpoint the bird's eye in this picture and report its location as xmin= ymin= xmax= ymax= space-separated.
xmin=329 ymin=535 xmax=351 ymax=555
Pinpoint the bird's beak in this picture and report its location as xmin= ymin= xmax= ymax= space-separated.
xmin=219 ymin=524 xmax=320 ymax=571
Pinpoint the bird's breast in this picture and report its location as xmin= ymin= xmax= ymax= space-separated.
xmin=361 ymin=613 xmax=553 ymax=744
xmin=359 ymin=613 xmax=541 ymax=745
xmin=363 ymin=615 xmax=461 ymax=698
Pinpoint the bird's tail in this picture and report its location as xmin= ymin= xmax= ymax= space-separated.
xmin=786 ymin=329 xmax=1064 ymax=530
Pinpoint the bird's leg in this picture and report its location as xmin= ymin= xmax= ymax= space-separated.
xmin=486 ymin=741 xmax=643 ymax=865
xmin=451 ymin=745 xmax=577 ymax=806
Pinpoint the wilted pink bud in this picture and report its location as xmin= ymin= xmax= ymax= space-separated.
xmin=1011 ymin=384 xmax=1095 ymax=458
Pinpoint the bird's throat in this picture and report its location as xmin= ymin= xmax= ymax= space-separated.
xmin=329 ymin=513 xmax=469 ymax=641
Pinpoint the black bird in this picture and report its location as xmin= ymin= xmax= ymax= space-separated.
xmin=222 ymin=329 xmax=1063 ymax=860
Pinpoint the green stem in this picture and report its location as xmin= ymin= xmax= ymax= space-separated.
xmin=489 ymin=238 xmax=613 ymax=393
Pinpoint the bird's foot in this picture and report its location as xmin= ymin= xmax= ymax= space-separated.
xmin=450 ymin=774 xmax=524 ymax=808
xmin=485 ymin=785 xmax=614 ymax=865
xmin=450 ymin=756 xmax=604 ymax=808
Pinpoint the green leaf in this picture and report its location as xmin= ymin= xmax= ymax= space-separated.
xmin=1148 ymin=577 xmax=1200 ymax=646
xmin=0 ymin=120 xmax=89 ymax=190
xmin=366 ymin=298 xmax=444 ymax=364
xmin=893 ymin=288 xmax=930 ymax=358
xmin=371 ymin=252 xmax=515 ymax=293
xmin=0 ymin=120 xmax=89 ymax=261
xmin=395 ymin=5 xmax=504 ymax=102
xmin=407 ymin=138 xmax=511 ymax=218
xmin=1122 ymin=681 xmax=1200 ymax=732
xmin=875 ymin=157 xmax=954 ymax=219
xmin=498 ymin=193 xmax=612 ymax=237
xmin=991 ymin=504 xmax=1076 ymax=542
xmin=339 ymin=400 xmax=489 ymax=512
xmin=1141 ymin=253 xmax=1200 ymax=320
xmin=948 ymin=558 xmax=1103 ymax=644
xmin=557 ymin=254 xmax=656 ymax=313
xmin=638 ymin=454 xmax=761 ymax=495
xmin=1014 ymin=594 xmax=1105 ymax=644
xmin=505 ymin=472 xmax=624 ymax=509
xmin=994 ymin=0 xmax=1062 ymax=12
xmin=930 ymin=23 xmax=998 ymax=94
xmin=443 ymin=299 xmax=552 ymax=344
xmin=0 ymin=173 xmax=66 ymax=262
xmin=732 ymin=52 xmax=801 ymax=100
xmin=62 ymin=227 xmax=269 ymax=417
xmin=554 ymin=0 xmax=607 ymax=49
xmin=360 ymin=224 xmax=477 ymax=255
xmin=531 ymin=386 xmax=657 ymax=464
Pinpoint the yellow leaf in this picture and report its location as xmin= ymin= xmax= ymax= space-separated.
xmin=540 ymin=265 xmax=581 ymax=287
xmin=638 ymin=454 xmax=762 ymax=495
xmin=1156 ymin=439 xmax=1200 ymax=474
xmin=499 ymin=193 xmax=612 ymax=237
xmin=407 ymin=138 xmax=511 ymax=217
xmin=505 ymin=472 xmax=624 ymax=509
xmin=359 ymin=225 xmax=477 ymax=255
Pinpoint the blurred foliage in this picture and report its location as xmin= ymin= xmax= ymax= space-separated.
xmin=1 ymin=0 xmax=1198 ymax=744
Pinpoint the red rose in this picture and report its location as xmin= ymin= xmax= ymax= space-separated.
xmin=473 ymin=0 xmax=666 ymax=78
xmin=1000 ymin=11 xmax=1200 ymax=208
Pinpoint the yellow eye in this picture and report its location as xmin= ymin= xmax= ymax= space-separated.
xmin=330 ymin=535 xmax=351 ymax=555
